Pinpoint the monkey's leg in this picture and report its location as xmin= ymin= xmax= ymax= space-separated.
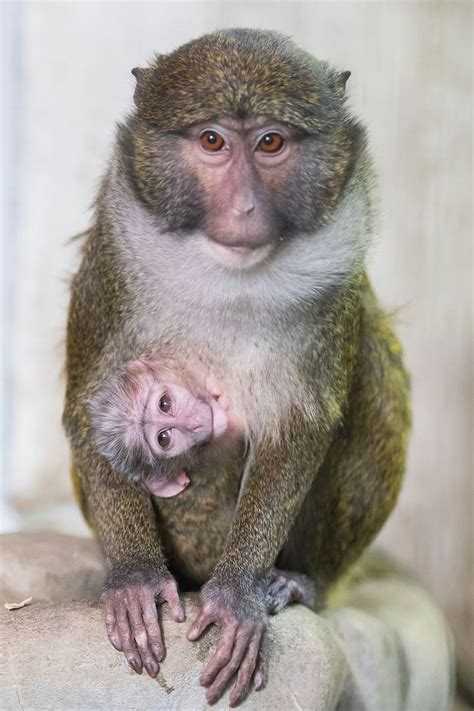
xmin=70 ymin=451 xmax=185 ymax=678
xmin=279 ymin=314 xmax=411 ymax=598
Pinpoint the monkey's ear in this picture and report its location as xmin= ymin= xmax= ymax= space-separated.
xmin=131 ymin=67 xmax=155 ymax=109
xmin=332 ymin=70 xmax=351 ymax=95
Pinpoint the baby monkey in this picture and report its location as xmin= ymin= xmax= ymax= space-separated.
xmin=90 ymin=357 xmax=231 ymax=498
xmin=90 ymin=357 xmax=315 ymax=612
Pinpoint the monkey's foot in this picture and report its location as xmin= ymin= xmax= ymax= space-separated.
xmin=266 ymin=568 xmax=316 ymax=614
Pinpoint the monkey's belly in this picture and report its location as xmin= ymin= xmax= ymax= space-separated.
xmin=152 ymin=463 xmax=241 ymax=586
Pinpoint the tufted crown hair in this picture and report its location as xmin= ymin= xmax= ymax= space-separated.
xmin=132 ymin=28 xmax=351 ymax=134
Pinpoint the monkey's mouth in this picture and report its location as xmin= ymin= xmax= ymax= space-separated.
xmin=208 ymin=234 xmax=271 ymax=251
xmin=204 ymin=236 xmax=273 ymax=267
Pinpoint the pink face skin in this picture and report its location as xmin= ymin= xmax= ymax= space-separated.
xmin=140 ymin=377 xmax=229 ymax=498
xmin=91 ymin=359 xmax=232 ymax=498
xmin=185 ymin=116 xmax=300 ymax=269
xmin=142 ymin=380 xmax=229 ymax=460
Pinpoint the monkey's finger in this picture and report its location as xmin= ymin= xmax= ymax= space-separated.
xmin=128 ymin=602 xmax=160 ymax=678
xmin=266 ymin=576 xmax=287 ymax=597
xmin=140 ymin=594 xmax=165 ymax=664
xmin=253 ymin=641 xmax=267 ymax=690
xmin=115 ymin=603 xmax=143 ymax=674
xmin=204 ymin=626 xmax=254 ymax=704
xmin=228 ymin=631 xmax=262 ymax=707
xmin=199 ymin=623 xmax=237 ymax=686
xmin=104 ymin=599 xmax=122 ymax=651
xmin=187 ymin=610 xmax=215 ymax=641
xmin=160 ymin=579 xmax=186 ymax=623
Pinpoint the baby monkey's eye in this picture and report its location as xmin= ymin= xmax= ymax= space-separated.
xmin=257 ymin=132 xmax=284 ymax=153
xmin=157 ymin=429 xmax=171 ymax=449
xmin=159 ymin=393 xmax=171 ymax=413
xmin=200 ymin=130 xmax=225 ymax=152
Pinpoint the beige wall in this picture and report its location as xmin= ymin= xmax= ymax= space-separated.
xmin=2 ymin=1 xmax=472 ymax=664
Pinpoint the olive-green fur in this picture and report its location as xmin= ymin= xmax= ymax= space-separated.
xmin=134 ymin=29 xmax=349 ymax=134
xmin=63 ymin=30 xmax=411 ymax=607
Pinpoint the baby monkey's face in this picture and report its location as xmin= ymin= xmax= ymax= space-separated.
xmin=142 ymin=378 xmax=229 ymax=459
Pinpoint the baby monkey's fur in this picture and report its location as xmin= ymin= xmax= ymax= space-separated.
xmin=63 ymin=29 xmax=411 ymax=707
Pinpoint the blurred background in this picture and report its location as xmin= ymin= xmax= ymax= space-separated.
xmin=1 ymin=0 xmax=472 ymax=676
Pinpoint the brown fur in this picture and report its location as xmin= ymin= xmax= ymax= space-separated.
xmin=63 ymin=28 xmax=411 ymax=704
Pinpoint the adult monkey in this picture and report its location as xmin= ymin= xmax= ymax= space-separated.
xmin=63 ymin=29 xmax=411 ymax=707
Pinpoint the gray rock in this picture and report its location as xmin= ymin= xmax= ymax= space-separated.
xmin=1 ymin=596 xmax=347 ymax=710
xmin=0 ymin=532 xmax=105 ymax=603
xmin=326 ymin=576 xmax=455 ymax=711
xmin=0 ymin=533 xmax=455 ymax=710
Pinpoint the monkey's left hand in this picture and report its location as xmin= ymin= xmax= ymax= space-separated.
xmin=187 ymin=577 xmax=266 ymax=706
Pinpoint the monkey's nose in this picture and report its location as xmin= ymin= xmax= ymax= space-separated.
xmin=232 ymin=203 xmax=255 ymax=217
xmin=186 ymin=416 xmax=204 ymax=432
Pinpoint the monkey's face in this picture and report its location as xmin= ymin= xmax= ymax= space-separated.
xmin=127 ymin=30 xmax=363 ymax=272
xmin=142 ymin=379 xmax=229 ymax=460
xmin=182 ymin=117 xmax=300 ymax=269
xmin=126 ymin=112 xmax=357 ymax=272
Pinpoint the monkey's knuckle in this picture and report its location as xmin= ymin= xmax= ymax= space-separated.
xmin=117 ymin=626 xmax=133 ymax=645
xmin=133 ymin=629 xmax=148 ymax=648
xmin=146 ymin=631 xmax=162 ymax=646
xmin=226 ymin=659 xmax=243 ymax=678
xmin=161 ymin=577 xmax=177 ymax=593
xmin=215 ymin=649 xmax=233 ymax=667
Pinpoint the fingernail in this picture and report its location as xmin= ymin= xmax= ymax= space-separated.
xmin=151 ymin=644 xmax=163 ymax=661
xmin=127 ymin=657 xmax=142 ymax=674
xmin=145 ymin=661 xmax=158 ymax=678
xmin=206 ymin=690 xmax=218 ymax=705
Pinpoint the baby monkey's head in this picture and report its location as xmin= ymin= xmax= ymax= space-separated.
xmin=89 ymin=358 xmax=228 ymax=493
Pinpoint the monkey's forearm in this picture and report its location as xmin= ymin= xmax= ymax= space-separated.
xmin=187 ymin=420 xmax=333 ymax=706
xmin=71 ymin=448 xmax=186 ymax=677
xmin=73 ymin=452 xmax=167 ymax=575
xmin=214 ymin=426 xmax=331 ymax=584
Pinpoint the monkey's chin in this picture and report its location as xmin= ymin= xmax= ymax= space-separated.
xmin=203 ymin=237 xmax=273 ymax=269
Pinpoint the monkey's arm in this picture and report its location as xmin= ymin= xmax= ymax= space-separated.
xmin=188 ymin=416 xmax=334 ymax=705
xmin=70 ymin=443 xmax=185 ymax=677
xmin=64 ymin=244 xmax=186 ymax=676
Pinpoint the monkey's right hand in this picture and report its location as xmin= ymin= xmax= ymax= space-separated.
xmin=102 ymin=570 xmax=185 ymax=678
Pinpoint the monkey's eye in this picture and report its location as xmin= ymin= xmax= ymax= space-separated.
xmin=159 ymin=393 xmax=171 ymax=413
xmin=199 ymin=130 xmax=225 ymax=152
xmin=157 ymin=429 xmax=171 ymax=449
xmin=257 ymin=132 xmax=284 ymax=154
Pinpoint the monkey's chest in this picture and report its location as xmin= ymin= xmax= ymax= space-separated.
xmin=151 ymin=446 xmax=243 ymax=586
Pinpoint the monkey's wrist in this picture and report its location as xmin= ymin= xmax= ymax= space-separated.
xmin=204 ymin=569 xmax=267 ymax=618
xmin=105 ymin=561 xmax=172 ymax=590
xmin=212 ymin=557 xmax=272 ymax=589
